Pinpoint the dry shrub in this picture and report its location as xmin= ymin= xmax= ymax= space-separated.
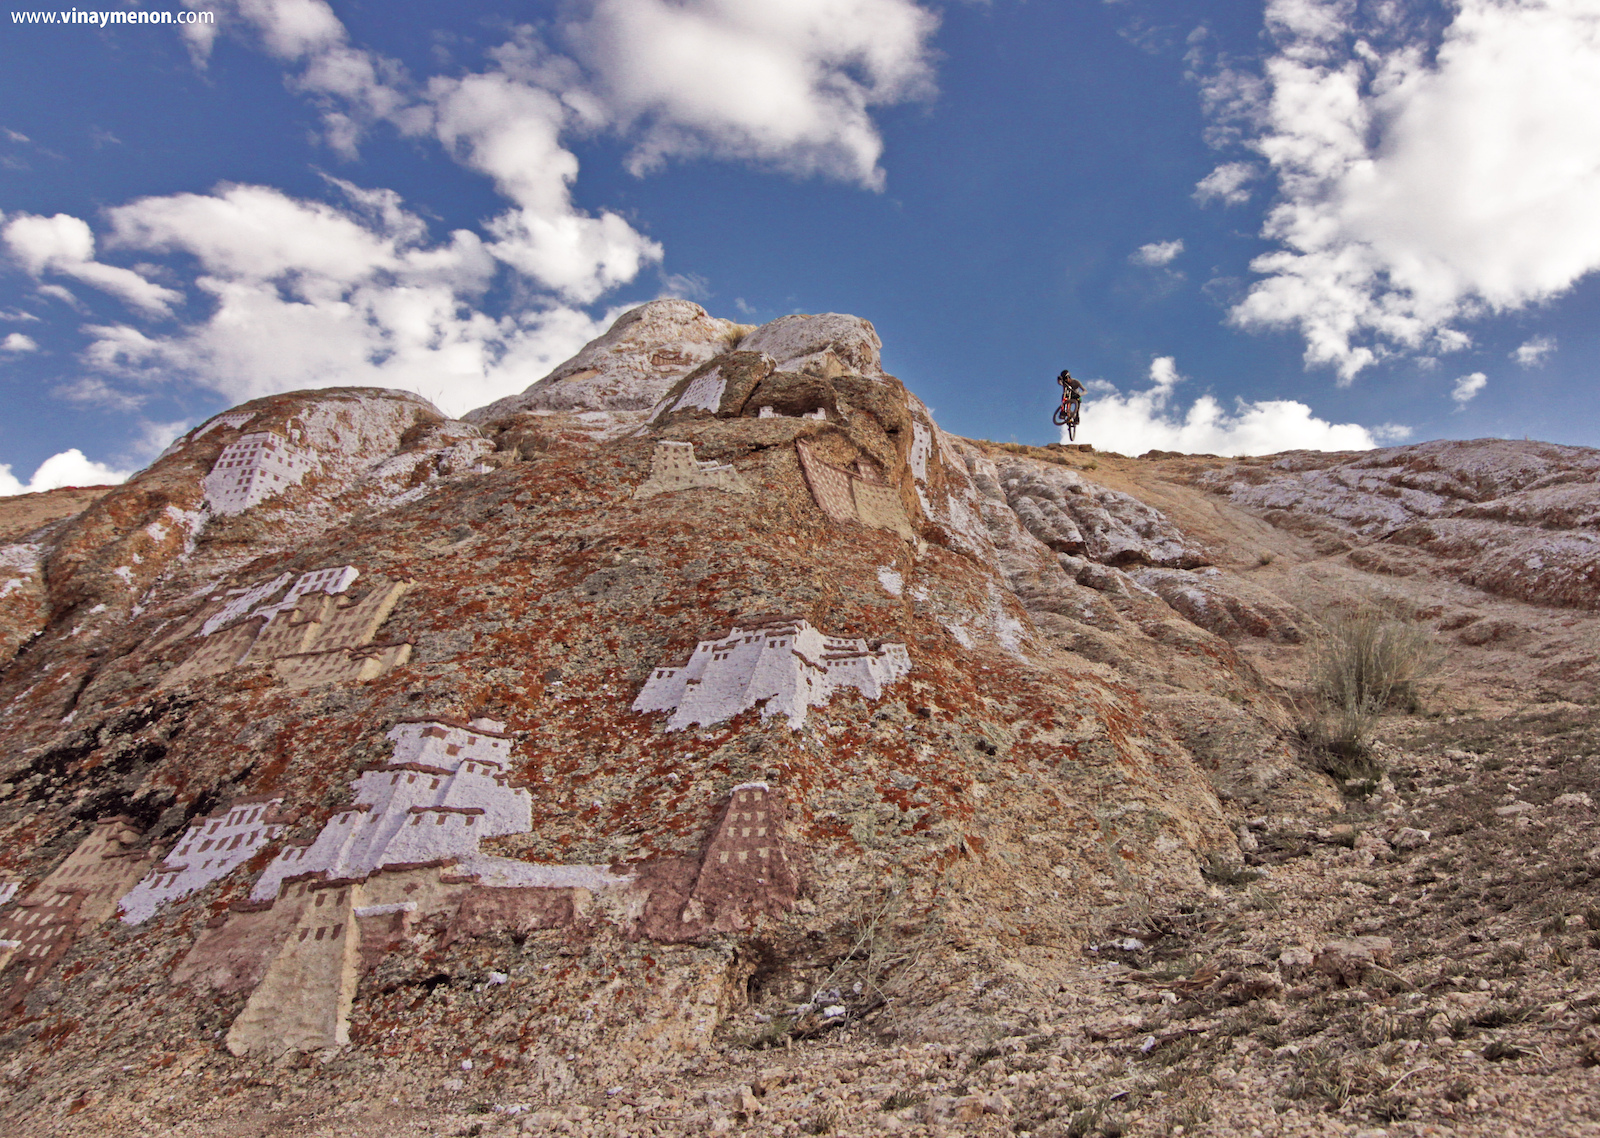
xmin=1306 ymin=609 xmax=1440 ymax=761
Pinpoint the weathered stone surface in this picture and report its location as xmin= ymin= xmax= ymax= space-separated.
xmin=997 ymin=459 xmax=1208 ymax=568
xmin=468 ymin=299 xmax=743 ymax=418
xmin=1313 ymin=936 xmax=1394 ymax=984
xmin=1128 ymin=566 xmax=1306 ymax=643
xmin=737 ymin=312 xmax=885 ymax=379
xmin=1187 ymin=438 xmax=1600 ymax=611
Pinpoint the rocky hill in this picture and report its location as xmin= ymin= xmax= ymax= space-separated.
xmin=0 ymin=301 xmax=1597 ymax=1136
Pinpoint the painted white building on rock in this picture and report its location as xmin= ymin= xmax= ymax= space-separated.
xmin=201 ymin=566 xmax=360 ymax=637
xmin=249 ymin=719 xmax=533 ymax=903
xmin=634 ymin=441 xmax=752 ymax=498
xmin=119 ymin=797 xmax=287 ymax=924
xmin=633 ymin=616 xmax=911 ymax=731
xmin=204 ymin=431 xmax=316 ymax=515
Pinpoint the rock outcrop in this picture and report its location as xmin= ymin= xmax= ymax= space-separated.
xmin=0 ymin=303 xmax=1597 ymax=1135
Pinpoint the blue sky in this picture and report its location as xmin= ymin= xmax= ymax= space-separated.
xmin=2 ymin=0 xmax=1597 ymax=492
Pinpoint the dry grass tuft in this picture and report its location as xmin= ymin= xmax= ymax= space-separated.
xmin=1304 ymin=608 xmax=1441 ymax=765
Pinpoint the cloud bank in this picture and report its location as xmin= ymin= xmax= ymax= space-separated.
xmin=3 ymin=0 xmax=940 ymax=420
xmin=1206 ymin=0 xmax=1600 ymax=381
xmin=0 ymin=449 xmax=131 ymax=496
xmin=1073 ymin=356 xmax=1402 ymax=456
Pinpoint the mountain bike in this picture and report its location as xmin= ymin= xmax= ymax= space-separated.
xmin=1052 ymin=370 xmax=1082 ymax=441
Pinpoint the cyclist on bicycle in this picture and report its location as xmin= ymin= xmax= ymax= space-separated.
xmin=1053 ymin=369 xmax=1084 ymax=438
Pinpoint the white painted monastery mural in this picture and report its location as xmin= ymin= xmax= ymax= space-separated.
xmin=164 ymin=566 xmax=412 ymax=690
xmin=203 ymin=430 xmax=316 ymax=515
xmin=632 ymin=615 xmax=911 ymax=730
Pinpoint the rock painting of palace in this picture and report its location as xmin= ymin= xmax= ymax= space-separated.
xmin=634 ymin=440 xmax=753 ymax=498
xmin=247 ymin=720 xmax=539 ymax=902
xmin=193 ymin=410 xmax=256 ymax=440
xmin=675 ymin=782 xmax=797 ymax=935
xmin=164 ymin=566 xmax=412 ymax=690
xmin=144 ymin=716 xmax=798 ymax=1057
xmin=0 ymin=713 xmax=799 ymax=1057
xmin=204 ymin=430 xmax=316 ymax=515
xmin=0 ymin=818 xmax=154 ymax=1013
xmin=191 ymin=718 xmax=629 ymax=1056
xmin=796 ymin=439 xmax=915 ymax=541
xmin=118 ymin=797 xmax=289 ymax=925
xmin=632 ymin=615 xmax=911 ymax=731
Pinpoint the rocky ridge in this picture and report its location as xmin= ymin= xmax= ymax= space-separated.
xmin=0 ymin=300 xmax=1595 ymax=1136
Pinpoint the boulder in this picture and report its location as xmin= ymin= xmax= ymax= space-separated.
xmin=737 ymin=312 xmax=885 ymax=378
xmin=467 ymin=299 xmax=743 ymax=418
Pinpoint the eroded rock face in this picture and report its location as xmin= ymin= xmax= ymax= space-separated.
xmin=737 ymin=312 xmax=885 ymax=379
xmin=466 ymin=299 xmax=743 ymax=419
xmin=1190 ymin=439 xmax=1600 ymax=610
xmin=996 ymin=459 xmax=1208 ymax=568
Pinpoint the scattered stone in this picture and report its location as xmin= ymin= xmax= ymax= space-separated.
xmin=1313 ymin=937 xmax=1394 ymax=985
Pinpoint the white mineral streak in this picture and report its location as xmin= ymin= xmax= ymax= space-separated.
xmin=203 ymin=431 xmax=316 ymax=515
xmin=0 ymin=882 xmax=18 ymax=907
xmin=119 ymin=798 xmax=287 ymax=924
xmin=0 ymin=543 xmax=42 ymax=599
xmin=634 ymin=441 xmax=752 ymax=498
xmin=633 ymin=617 xmax=911 ymax=731
xmin=250 ymin=719 xmax=532 ymax=902
xmin=877 ymin=566 xmax=904 ymax=596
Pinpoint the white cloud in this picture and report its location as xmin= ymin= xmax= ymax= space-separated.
xmin=1512 ymin=334 xmax=1555 ymax=367
xmin=1193 ymin=161 xmax=1258 ymax=206
xmin=423 ymin=69 xmax=663 ymax=303
xmin=1075 ymin=354 xmax=1388 ymax=456
xmin=1218 ymin=0 xmax=1600 ymax=382
xmin=1451 ymin=371 xmax=1487 ymax=406
xmin=187 ymin=3 xmax=661 ymax=304
xmin=3 ymin=213 xmax=183 ymax=315
xmin=565 ymin=0 xmax=939 ymax=188
xmin=0 ymin=449 xmax=131 ymax=496
xmin=31 ymin=0 xmax=937 ymax=422
xmin=51 ymin=375 xmax=147 ymax=412
xmin=82 ymin=182 xmax=617 ymax=416
xmin=2 ymin=332 xmax=37 ymax=352
xmin=1131 ymin=239 xmax=1185 ymax=266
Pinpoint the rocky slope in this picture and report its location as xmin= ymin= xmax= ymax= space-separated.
xmin=0 ymin=301 xmax=1596 ymax=1136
